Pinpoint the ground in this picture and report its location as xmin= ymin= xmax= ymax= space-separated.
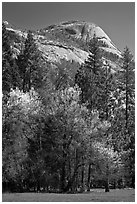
xmin=2 ymin=188 xmax=135 ymax=202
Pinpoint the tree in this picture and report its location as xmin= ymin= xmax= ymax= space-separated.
xmin=99 ymin=61 xmax=119 ymax=192
xmin=17 ymin=31 xmax=42 ymax=92
xmin=75 ymin=33 xmax=104 ymax=111
xmin=2 ymin=22 xmax=21 ymax=93
xmin=2 ymin=88 xmax=43 ymax=192
xmin=116 ymin=47 xmax=135 ymax=188
xmin=43 ymin=85 xmax=88 ymax=192
xmin=109 ymin=47 xmax=135 ymax=188
xmin=39 ymin=84 xmax=110 ymax=192
xmin=53 ymin=60 xmax=80 ymax=90
xmin=120 ymin=47 xmax=134 ymax=132
xmin=91 ymin=141 xmax=122 ymax=191
xmin=75 ymin=35 xmax=118 ymax=192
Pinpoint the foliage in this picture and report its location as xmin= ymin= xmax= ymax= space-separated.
xmin=48 ymin=59 xmax=80 ymax=90
xmin=2 ymin=23 xmax=21 ymax=93
xmin=92 ymin=142 xmax=122 ymax=181
xmin=2 ymin=23 xmax=135 ymax=192
xmin=2 ymin=84 xmax=111 ymax=192
xmin=75 ymin=34 xmax=104 ymax=110
xmin=114 ymin=47 xmax=135 ymax=187
xmin=2 ymin=88 xmax=43 ymax=191
xmin=17 ymin=31 xmax=43 ymax=92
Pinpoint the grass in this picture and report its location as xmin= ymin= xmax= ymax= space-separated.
xmin=2 ymin=188 xmax=135 ymax=202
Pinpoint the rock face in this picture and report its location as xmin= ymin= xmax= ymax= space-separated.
xmin=4 ymin=20 xmax=122 ymax=71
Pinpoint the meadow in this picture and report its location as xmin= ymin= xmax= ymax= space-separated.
xmin=2 ymin=188 xmax=135 ymax=202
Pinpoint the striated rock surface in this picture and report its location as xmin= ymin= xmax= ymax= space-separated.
xmin=3 ymin=20 xmax=122 ymax=71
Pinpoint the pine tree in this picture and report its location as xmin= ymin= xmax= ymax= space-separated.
xmin=75 ymin=33 xmax=120 ymax=192
xmin=111 ymin=47 xmax=135 ymax=188
xmin=75 ymin=34 xmax=106 ymax=191
xmin=17 ymin=30 xmax=42 ymax=92
xmin=100 ymin=61 xmax=117 ymax=192
xmin=117 ymin=47 xmax=135 ymax=188
xmin=2 ymin=22 xmax=21 ymax=93
xmin=121 ymin=47 xmax=134 ymax=132
xmin=75 ymin=33 xmax=104 ymax=111
xmin=116 ymin=47 xmax=135 ymax=143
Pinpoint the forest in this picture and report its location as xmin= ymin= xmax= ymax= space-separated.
xmin=2 ymin=23 xmax=135 ymax=193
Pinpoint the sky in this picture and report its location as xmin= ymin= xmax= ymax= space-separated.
xmin=2 ymin=2 xmax=135 ymax=56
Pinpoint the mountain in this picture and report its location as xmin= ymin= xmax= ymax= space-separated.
xmin=3 ymin=20 xmax=122 ymax=72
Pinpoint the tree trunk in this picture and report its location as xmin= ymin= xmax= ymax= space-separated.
xmin=60 ymin=161 xmax=66 ymax=192
xmin=131 ymin=175 xmax=135 ymax=189
xmin=68 ymin=157 xmax=71 ymax=180
xmin=105 ymin=163 xmax=110 ymax=192
xmin=74 ymin=170 xmax=78 ymax=192
xmin=23 ymin=71 xmax=26 ymax=92
xmin=87 ymin=163 xmax=91 ymax=191
xmin=64 ymin=149 xmax=79 ymax=192
xmin=60 ymin=134 xmax=67 ymax=192
xmin=28 ymin=66 xmax=31 ymax=91
xmin=105 ymin=179 xmax=109 ymax=192
xmin=37 ymin=181 xmax=40 ymax=192
xmin=64 ymin=166 xmax=78 ymax=192
xmin=81 ymin=157 xmax=84 ymax=192
xmin=113 ymin=180 xmax=116 ymax=189
xmin=125 ymin=62 xmax=129 ymax=131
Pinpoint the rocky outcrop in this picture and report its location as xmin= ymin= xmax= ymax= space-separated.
xmin=3 ymin=20 xmax=122 ymax=70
